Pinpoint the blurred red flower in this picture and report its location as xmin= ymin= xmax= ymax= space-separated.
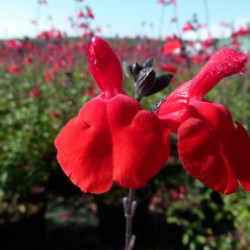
xmin=156 ymin=48 xmax=250 ymax=194
xmin=55 ymin=37 xmax=170 ymax=194
xmin=29 ymin=85 xmax=40 ymax=98
xmin=77 ymin=9 xmax=84 ymax=18
xmin=7 ymin=39 xmax=22 ymax=50
xmin=51 ymin=110 xmax=60 ymax=118
xmin=162 ymin=63 xmax=179 ymax=74
xmin=8 ymin=64 xmax=22 ymax=74
xmin=163 ymin=37 xmax=182 ymax=55
xmin=87 ymin=7 xmax=94 ymax=19
xmin=182 ymin=22 xmax=194 ymax=32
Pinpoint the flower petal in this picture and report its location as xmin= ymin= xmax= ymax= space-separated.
xmin=55 ymin=97 xmax=113 ymax=194
xmin=107 ymin=95 xmax=171 ymax=189
xmin=220 ymin=122 xmax=250 ymax=191
xmin=178 ymin=117 xmax=238 ymax=194
xmin=189 ymin=48 xmax=247 ymax=98
xmin=86 ymin=37 xmax=125 ymax=98
xmin=156 ymin=82 xmax=191 ymax=132
xmin=188 ymin=99 xmax=235 ymax=132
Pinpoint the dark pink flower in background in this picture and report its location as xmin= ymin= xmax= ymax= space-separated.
xmin=87 ymin=7 xmax=94 ymax=19
xmin=51 ymin=110 xmax=60 ymax=118
xmin=7 ymin=39 xmax=22 ymax=50
xmin=182 ymin=22 xmax=194 ymax=32
xmin=8 ymin=64 xmax=22 ymax=74
xmin=78 ymin=9 xmax=84 ymax=19
xmin=29 ymin=85 xmax=40 ymax=98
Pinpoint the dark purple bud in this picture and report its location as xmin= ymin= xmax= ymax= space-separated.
xmin=123 ymin=61 xmax=135 ymax=79
xmin=145 ymin=74 xmax=173 ymax=96
xmin=135 ymin=67 xmax=156 ymax=99
xmin=132 ymin=62 xmax=143 ymax=76
xmin=143 ymin=58 xmax=154 ymax=69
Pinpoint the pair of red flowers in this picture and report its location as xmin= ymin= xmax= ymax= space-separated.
xmin=55 ymin=37 xmax=250 ymax=195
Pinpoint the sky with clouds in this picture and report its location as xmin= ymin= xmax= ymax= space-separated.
xmin=1 ymin=0 xmax=250 ymax=40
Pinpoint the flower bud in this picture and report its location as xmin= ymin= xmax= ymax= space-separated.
xmin=123 ymin=61 xmax=135 ymax=79
xmin=145 ymin=74 xmax=173 ymax=96
xmin=135 ymin=67 xmax=156 ymax=99
xmin=132 ymin=62 xmax=143 ymax=76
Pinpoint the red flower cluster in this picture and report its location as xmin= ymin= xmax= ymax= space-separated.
xmin=55 ymin=37 xmax=250 ymax=195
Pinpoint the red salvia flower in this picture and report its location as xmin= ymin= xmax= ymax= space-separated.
xmin=8 ymin=64 xmax=22 ymax=74
xmin=55 ymin=37 xmax=170 ymax=194
xmin=87 ymin=7 xmax=94 ymax=19
xmin=156 ymin=48 xmax=250 ymax=194
xmin=7 ymin=39 xmax=22 ymax=50
xmin=29 ymin=84 xmax=40 ymax=98
xmin=162 ymin=63 xmax=179 ymax=74
xmin=78 ymin=9 xmax=84 ymax=19
xmin=163 ymin=37 xmax=182 ymax=55
xmin=182 ymin=22 xmax=194 ymax=32
xmin=157 ymin=48 xmax=247 ymax=131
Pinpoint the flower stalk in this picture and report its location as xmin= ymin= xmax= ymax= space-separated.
xmin=123 ymin=189 xmax=136 ymax=250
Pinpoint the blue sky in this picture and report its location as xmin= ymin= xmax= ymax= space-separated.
xmin=1 ymin=0 xmax=250 ymax=40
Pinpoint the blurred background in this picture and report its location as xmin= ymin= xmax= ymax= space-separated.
xmin=0 ymin=0 xmax=250 ymax=249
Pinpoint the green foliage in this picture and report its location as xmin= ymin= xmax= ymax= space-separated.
xmin=0 ymin=51 xmax=94 ymax=202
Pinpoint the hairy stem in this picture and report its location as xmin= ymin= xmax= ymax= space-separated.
xmin=124 ymin=189 xmax=136 ymax=250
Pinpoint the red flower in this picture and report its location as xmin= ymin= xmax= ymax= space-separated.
xmin=156 ymin=48 xmax=250 ymax=194
xmin=157 ymin=48 xmax=247 ymax=131
xmin=87 ymin=7 xmax=94 ymax=19
xmin=162 ymin=63 xmax=179 ymax=74
xmin=8 ymin=64 xmax=22 ymax=74
xmin=29 ymin=85 xmax=40 ymax=98
xmin=163 ymin=38 xmax=182 ymax=55
xmin=55 ymin=37 xmax=170 ymax=194
xmin=51 ymin=110 xmax=60 ymax=118
xmin=192 ymin=54 xmax=203 ymax=65
xmin=182 ymin=22 xmax=194 ymax=32
xmin=7 ymin=39 xmax=22 ymax=50
xmin=78 ymin=9 xmax=84 ymax=18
